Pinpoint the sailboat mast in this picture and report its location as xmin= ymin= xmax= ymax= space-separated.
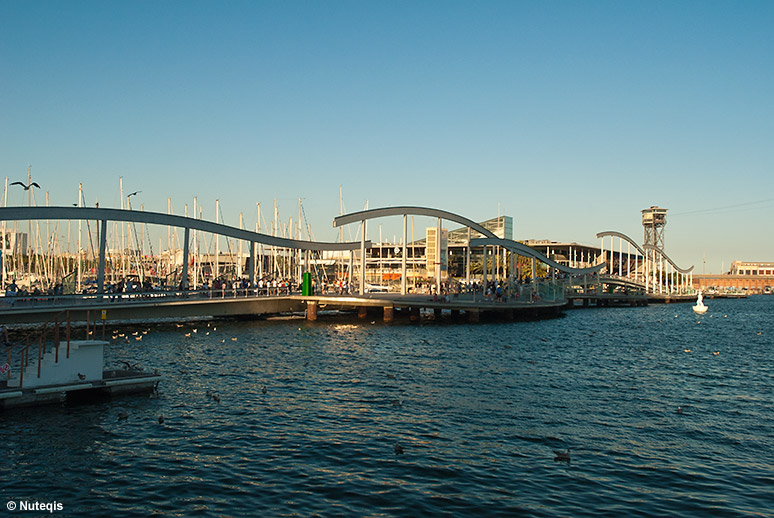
xmin=273 ymin=199 xmax=278 ymax=278
xmin=77 ymin=183 xmax=82 ymax=293
xmin=214 ymin=199 xmax=219 ymax=281
xmin=238 ymin=212 xmax=244 ymax=279
xmin=257 ymin=203 xmax=263 ymax=280
xmin=120 ymin=177 xmax=126 ymax=280
xmin=193 ymin=197 xmax=198 ymax=289
xmin=1 ymin=177 xmax=7 ymax=290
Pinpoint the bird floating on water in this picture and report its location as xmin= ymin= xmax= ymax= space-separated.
xmin=117 ymin=411 xmax=129 ymax=421
xmin=553 ymin=449 xmax=571 ymax=462
xmin=158 ymin=415 xmax=165 ymax=424
xmin=394 ymin=443 xmax=404 ymax=455
xmin=261 ymin=386 xmax=267 ymax=394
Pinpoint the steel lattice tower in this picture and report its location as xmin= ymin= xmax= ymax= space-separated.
xmin=642 ymin=206 xmax=667 ymax=250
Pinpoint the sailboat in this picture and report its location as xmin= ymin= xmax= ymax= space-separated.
xmin=693 ymin=291 xmax=708 ymax=314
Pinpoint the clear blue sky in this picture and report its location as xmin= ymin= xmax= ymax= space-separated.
xmin=2 ymin=1 xmax=772 ymax=273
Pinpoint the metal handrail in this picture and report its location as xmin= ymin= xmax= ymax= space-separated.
xmin=5 ymin=310 xmax=70 ymax=389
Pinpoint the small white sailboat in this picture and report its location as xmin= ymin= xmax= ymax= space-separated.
xmin=693 ymin=291 xmax=708 ymax=314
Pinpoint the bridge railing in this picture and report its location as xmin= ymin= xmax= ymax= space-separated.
xmin=0 ymin=285 xmax=302 ymax=312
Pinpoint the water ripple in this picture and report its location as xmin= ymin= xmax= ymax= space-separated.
xmin=2 ymin=297 xmax=772 ymax=516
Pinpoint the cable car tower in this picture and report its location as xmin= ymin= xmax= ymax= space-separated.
xmin=642 ymin=206 xmax=668 ymax=292
xmin=642 ymin=206 xmax=667 ymax=250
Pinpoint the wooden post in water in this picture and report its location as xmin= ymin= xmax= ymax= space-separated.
xmin=54 ymin=317 xmax=60 ymax=363
xmin=306 ymin=301 xmax=318 ymax=321
xmin=383 ymin=306 xmax=394 ymax=323
xmin=37 ymin=334 xmax=42 ymax=378
xmin=66 ymin=311 xmax=71 ymax=358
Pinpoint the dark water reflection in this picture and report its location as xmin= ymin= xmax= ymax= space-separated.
xmin=2 ymin=297 xmax=772 ymax=516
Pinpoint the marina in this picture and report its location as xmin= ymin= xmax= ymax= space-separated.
xmin=3 ymin=2 xmax=772 ymax=515
xmin=0 ymin=200 xmax=763 ymax=417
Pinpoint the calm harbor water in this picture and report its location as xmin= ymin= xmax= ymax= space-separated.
xmin=2 ymin=296 xmax=772 ymax=517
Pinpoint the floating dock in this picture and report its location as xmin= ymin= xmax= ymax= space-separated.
xmin=1 ymin=339 xmax=161 ymax=410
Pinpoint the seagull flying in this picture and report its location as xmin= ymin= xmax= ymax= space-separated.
xmin=10 ymin=181 xmax=40 ymax=190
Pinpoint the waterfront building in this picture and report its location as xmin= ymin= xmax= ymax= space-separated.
xmin=354 ymin=216 xmax=612 ymax=290
xmin=730 ymin=261 xmax=774 ymax=276
xmin=1 ymin=229 xmax=27 ymax=255
xmin=521 ymin=240 xmax=607 ymax=270
xmin=694 ymin=261 xmax=774 ymax=293
xmin=425 ymin=227 xmax=448 ymax=279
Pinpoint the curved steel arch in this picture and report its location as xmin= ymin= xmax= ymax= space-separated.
xmin=596 ymin=230 xmax=693 ymax=274
xmin=470 ymin=237 xmax=604 ymax=275
xmin=595 ymin=231 xmax=647 ymax=258
xmin=0 ymin=206 xmax=366 ymax=251
xmin=642 ymin=244 xmax=694 ymax=273
xmin=333 ymin=206 xmax=498 ymax=239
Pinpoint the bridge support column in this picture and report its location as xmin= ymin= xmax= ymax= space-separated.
xmin=181 ymin=227 xmax=190 ymax=292
xmin=451 ymin=309 xmax=460 ymax=320
xmin=434 ymin=308 xmax=442 ymax=319
xmin=358 ymin=306 xmax=368 ymax=319
xmin=248 ymin=241 xmax=255 ymax=287
xmin=383 ymin=306 xmax=394 ymax=323
xmin=583 ymin=298 xmax=589 ymax=307
xmin=467 ymin=309 xmax=480 ymax=323
xmin=409 ymin=307 xmax=420 ymax=322
xmin=466 ymin=227 xmax=471 ymax=286
xmin=306 ymin=301 xmax=318 ymax=321
xmin=401 ymin=214 xmax=407 ymax=295
xmin=483 ymin=245 xmax=488 ymax=289
xmin=97 ymin=219 xmax=107 ymax=294
xmin=359 ymin=220 xmax=366 ymax=295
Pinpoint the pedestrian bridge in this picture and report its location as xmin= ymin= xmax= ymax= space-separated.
xmin=596 ymin=230 xmax=694 ymax=296
xmin=0 ymin=203 xmax=688 ymax=324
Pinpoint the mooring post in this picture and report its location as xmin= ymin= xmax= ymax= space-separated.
xmin=358 ymin=306 xmax=368 ymax=319
xmin=383 ymin=306 xmax=394 ymax=323
xmin=306 ymin=301 xmax=318 ymax=321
